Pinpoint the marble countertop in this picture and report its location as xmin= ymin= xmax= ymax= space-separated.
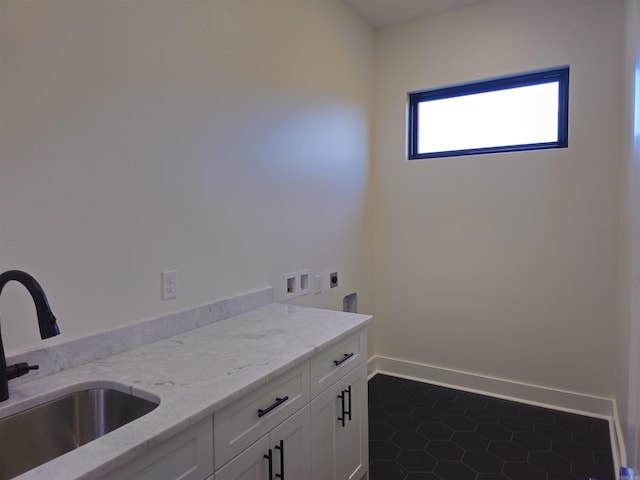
xmin=0 ymin=303 xmax=371 ymax=480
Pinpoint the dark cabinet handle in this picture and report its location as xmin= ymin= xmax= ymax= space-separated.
xmin=345 ymin=385 xmax=352 ymax=422
xmin=333 ymin=352 xmax=354 ymax=366
xmin=338 ymin=385 xmax=353 ymax=427
xmin=258 ymin=396 xmax=289 ymax=418
xmin=275 ymin=439 xmax=284 ymax=479
xmin=264 ymin=449 xmax=273 ymax=480
xmin=337 ymin=390 xmax=346 ymax=427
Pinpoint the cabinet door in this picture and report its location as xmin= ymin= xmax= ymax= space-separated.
xmin=310 ymin=363 xmax=368 ymax=480
xmin=216 ymin=407 xmax=311 ymax=480
xmin=270 ymin=406 xmax=311 ymax=480
xmin=310 ymin=378 xmax=341 ymax=480
xmin=337 ymin=363 xmax=368 ymax=480
xmin=215 ymin=436 xmax=270 ymax=480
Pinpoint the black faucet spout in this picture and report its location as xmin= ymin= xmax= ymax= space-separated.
xmin=0 ymin=270 xmax=60 ymax=402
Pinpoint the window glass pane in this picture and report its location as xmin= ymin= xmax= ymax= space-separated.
xmin=417 ymin=82 xmax=560 ymax=155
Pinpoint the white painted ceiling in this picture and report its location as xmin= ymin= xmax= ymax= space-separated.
xmin=343 ymin=0 xmax=487 ymax=28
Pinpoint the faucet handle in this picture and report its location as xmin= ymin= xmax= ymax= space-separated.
xmin=6 ymin=362 xmax=39 ymax=381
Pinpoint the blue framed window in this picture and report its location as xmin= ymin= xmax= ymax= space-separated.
xmin=408 ymin=67 xmax=569 ymax=160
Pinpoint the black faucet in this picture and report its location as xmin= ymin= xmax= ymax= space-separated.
xmin=0 ymin=270 xmax=60 ymax=402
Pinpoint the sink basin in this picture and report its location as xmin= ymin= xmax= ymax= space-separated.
xmin=0 ymin=388 xmax=159 ymax=480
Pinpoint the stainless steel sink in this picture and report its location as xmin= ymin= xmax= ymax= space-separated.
xmin=0 ymin=388 xmax=159 ymax=480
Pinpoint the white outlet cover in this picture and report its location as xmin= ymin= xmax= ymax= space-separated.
xmin=162 ymin=270 xmax=177 ymax=300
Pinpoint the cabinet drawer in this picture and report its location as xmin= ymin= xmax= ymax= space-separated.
xmin=214 ymin=361 xmax=310 ymax=468
xmin=310 ymin=329 xmax=366 ymax=398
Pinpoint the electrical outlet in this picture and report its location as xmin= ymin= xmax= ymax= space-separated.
xmin=162 ymin=270 xmax=177 ymax=300
xmin=314 ymin=274 xmax=322 ymax=294
xmin=330 ymin=271 xmax=338 ymax=288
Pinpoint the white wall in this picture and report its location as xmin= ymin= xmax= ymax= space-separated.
xmin=1 ymin=0 xmax=628 ymax=420
xmin=0 ymin=0 xmax=374 ymax=355
xmin=619 ymin=0 xmax=640 ymax=468
xmin=372 ymin=0 xmax=623 ymax=397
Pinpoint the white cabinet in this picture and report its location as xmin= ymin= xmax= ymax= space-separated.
xmin=269 ymin=405 xmax=312 ymax=480
xmin=309 ymin=330 xmax=366 ymax=398
xmin=94 ymin=319 xmax=368 ymax=480
xmin=99 ymin=415 xmax=214 ymax=480
xmin=311 ymin=362 xmax=368 ymax=480
xmin=214 ymin=362 xmax=310 ymax=469
xmin=215 ymin=326 xmax=368 ymax=480
xmin=215 ymin=406 xmax=310 ymax=480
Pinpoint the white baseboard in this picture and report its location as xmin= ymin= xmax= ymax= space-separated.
xmin=367 ymin=354 xmax=625 ymax=478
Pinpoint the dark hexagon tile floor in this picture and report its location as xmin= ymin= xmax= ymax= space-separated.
xmin=369 ymin=374 xmax=614 ymax=480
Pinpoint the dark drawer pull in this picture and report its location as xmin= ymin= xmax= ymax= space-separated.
xmin=334 ymin=352 xmax=354 ymax=366
xmin=345 ymin=385 xmax=352 ymax=421
xmin=258 ymin=396 xmax=290 ymax=418
xmin=275 ymin=439 xmax=284 ymax=479
xmin=264 ymin=449 xmax=273 ymax=480
xmin=337 ymin=389 xmax=346 ymax=427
